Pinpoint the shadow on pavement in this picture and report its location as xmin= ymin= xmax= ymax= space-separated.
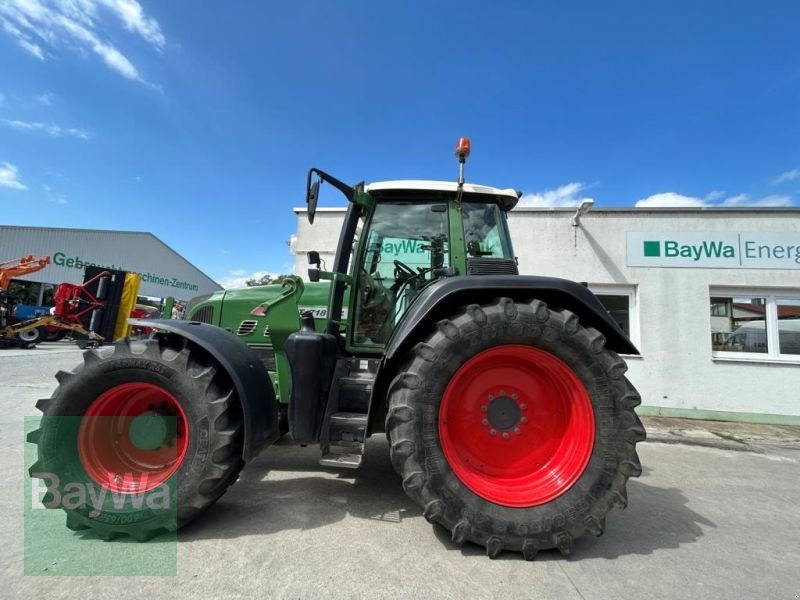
xmin=430 ymin=477 xmax=716 ymax=560
xmin=180 ymin=435 xmax=716 ymax=561
xmin=179 ymin=436 xmax=421 ymax=541
xmin=570 ymin=478 xmax=716 ymax=559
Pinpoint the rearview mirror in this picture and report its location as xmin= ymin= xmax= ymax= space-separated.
xmin=306 ymin=178 xmax=321 ymax=224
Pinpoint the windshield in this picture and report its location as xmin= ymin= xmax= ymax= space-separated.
xmin=462 ymin=202 xmax=514 ymax=259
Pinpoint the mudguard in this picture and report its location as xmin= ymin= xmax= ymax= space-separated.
xmin=385 ymin=275 xmax=639 ymax=359
xmin=368 ymin=275 xmax=639 ymax=435
xmin=129 ymin=318 xmax=279 ymax=461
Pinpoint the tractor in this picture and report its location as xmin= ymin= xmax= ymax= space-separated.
xmin=30 ymin=139 xmax=645 ymax=558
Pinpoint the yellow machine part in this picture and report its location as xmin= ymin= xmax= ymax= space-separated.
xmin=113 ymin=273 xmax=141 ymax=340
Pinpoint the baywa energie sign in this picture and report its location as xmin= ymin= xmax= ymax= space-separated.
xmin=627 ymin=232 xmax=800 ymax=269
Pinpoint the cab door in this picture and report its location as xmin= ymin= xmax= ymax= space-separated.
xmin=349 ymin=200 xmax=450 ymax=349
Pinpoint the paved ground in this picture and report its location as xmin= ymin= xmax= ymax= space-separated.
xmin=2 ymin=344 xmax=799 ymax=599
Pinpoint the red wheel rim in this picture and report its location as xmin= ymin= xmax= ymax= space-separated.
xmin=439 ymin=345 xmax=594 ymax=507
xmin=78 ymin=383 xmax=189 ymax=493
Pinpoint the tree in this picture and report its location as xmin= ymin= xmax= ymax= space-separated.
xmin=7 ymin=281 xmax=39 ymax=305
xmin=244 ymin=274 xmax=291 ymax=287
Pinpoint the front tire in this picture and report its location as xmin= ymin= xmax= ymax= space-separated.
xmin=386 ymin=298 xmax=645 ymax=559
xmin=15 ymin=326 xmax=46 ymax=347
xmin=29 ymin=334 xmax=245 ymax=540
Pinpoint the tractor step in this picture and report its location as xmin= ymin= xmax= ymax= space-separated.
xmin=319 ymin=411 xmax=368 ymax=469
xmin=329 ymin=411 xmax=368 ymax=433
xmin=319 ymin=452 xmax=362 ymax=469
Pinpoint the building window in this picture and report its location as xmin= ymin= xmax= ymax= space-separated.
xmin=589 ymin=285 xmax=639 ymax=350
xmin=776 ymin=297 xmax=800 ymax=356
xmin=710 ymin=288 xmax=800 ymax=361
xmin=710 ymin=300 xmax=731 ymax=317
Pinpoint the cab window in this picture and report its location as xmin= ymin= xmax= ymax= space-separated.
xmin=353 ymin=201 xmax=449 ymax=346
xmin=462 ymin=202 xmax=514 ymax=259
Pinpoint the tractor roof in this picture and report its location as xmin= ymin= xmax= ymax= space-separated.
xmin=365 ymin=180 xmax=520 ymax=211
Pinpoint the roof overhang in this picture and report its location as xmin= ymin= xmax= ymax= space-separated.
xmin=364 ymin=180 xmax=520 ymax=211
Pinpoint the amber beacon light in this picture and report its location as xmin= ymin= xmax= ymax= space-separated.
xmin=455 ymin=136 xmax=471 ymax=161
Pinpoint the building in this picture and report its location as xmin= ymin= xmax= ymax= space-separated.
xmin=292 ymin=204 xmax=800 ymax=425
xmin=0 ymin=225 xmax=221 ymax=302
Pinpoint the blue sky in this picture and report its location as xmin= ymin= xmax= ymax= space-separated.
xmin=1 ymin=1 xmax=799 ymax=288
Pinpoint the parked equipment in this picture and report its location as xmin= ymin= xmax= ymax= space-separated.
xmin=1 ymin=259 xmax=137 ymax=348
xmin=31 ymin=139 xmax=645 ymax=558
xmin=1 ymin=256 xmax=52 ymax=347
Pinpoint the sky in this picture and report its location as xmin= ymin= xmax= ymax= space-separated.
xmin=1 ymin=1 xmax=799 ymax=289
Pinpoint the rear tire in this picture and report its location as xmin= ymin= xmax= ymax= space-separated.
xmin=386 ymin=298 xmax=645 ymax=559
xmin=45 ymin=329 xmax=67 ymax=342
xmin=29 ymin=334 xmax=245 ymax=540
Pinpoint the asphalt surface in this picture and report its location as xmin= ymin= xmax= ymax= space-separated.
xmin=2 ymin=343 xmax=799 ymax=599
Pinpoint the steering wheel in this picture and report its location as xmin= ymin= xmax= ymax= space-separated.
xmin=393 ymin=260 xmax=416 ymax=278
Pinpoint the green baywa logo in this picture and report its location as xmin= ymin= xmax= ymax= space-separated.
xmin=644 ymin=239 xmax=735 ymax=261
xmin=643 ymin=241 xmax=661 ymax=257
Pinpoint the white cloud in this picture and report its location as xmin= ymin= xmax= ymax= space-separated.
xmin=0 ymin=0 xmax=165 ymax=85
xmin=42 ymin=183 xmax=68 ymax=204
xmin=716 ymin=193 xmax=793 ymax=207
xmin=635 ymin=192 xmax=707 ymax=208
xmin=35 ymin=91 xmax=54 ymax=105
xmin=1 ymin=118 xmax=91 ymax=139
xmin=217 ymin=270 xmax=279 ymax=290
xmin=0 ymin=162 xmax=28 ymax=190
xmin=97 ymin=0 xmax=164 ymax=49
xmin=520 ymin=183 xmax=794 ymax=209
xmin=704 ymin=190 xmax=726 ymax=202
xmin=637 ymin=191 xmax=794 ymax=208
xmin=1 ymin=18 xmax=45 ymax=59
xmin=771 ymin=168 xmax=800 ymax=185
xmin=518 ymin=182 xmax=594 ymax=208
xmin=746 ymin=194 xmax=793 ymax=207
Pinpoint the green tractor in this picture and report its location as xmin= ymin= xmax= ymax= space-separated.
xmin=30 ymin=139 xmax=645 ymax=558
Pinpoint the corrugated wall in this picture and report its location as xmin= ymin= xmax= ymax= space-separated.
xmin=0 ymin=226 xmax=222 ymax=299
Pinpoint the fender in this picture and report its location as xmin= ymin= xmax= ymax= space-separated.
xmin=129 ymin=318 xmax=279 ymax=461
xmin=385 ymin=275 xmax=638 ymax=359
xmin=368 ymin=275 xmax=638 ymax=434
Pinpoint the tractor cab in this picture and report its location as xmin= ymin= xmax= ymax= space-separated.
xmin=351 ymin=181 xmax=519 ymax=347
xmin=304 ymin=138 xmax=522 ymax=354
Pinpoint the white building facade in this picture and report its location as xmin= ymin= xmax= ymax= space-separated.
xmin=293 ymin=206 xmax=800 ymax=424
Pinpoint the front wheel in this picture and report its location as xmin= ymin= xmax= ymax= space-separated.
xmin=386 ymin=298 xmax=645 ymax=559
xmin=15 ymin=326 xmax=46 ymax=347
xmin=29 ymin=334 xmax=245 ymax=540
